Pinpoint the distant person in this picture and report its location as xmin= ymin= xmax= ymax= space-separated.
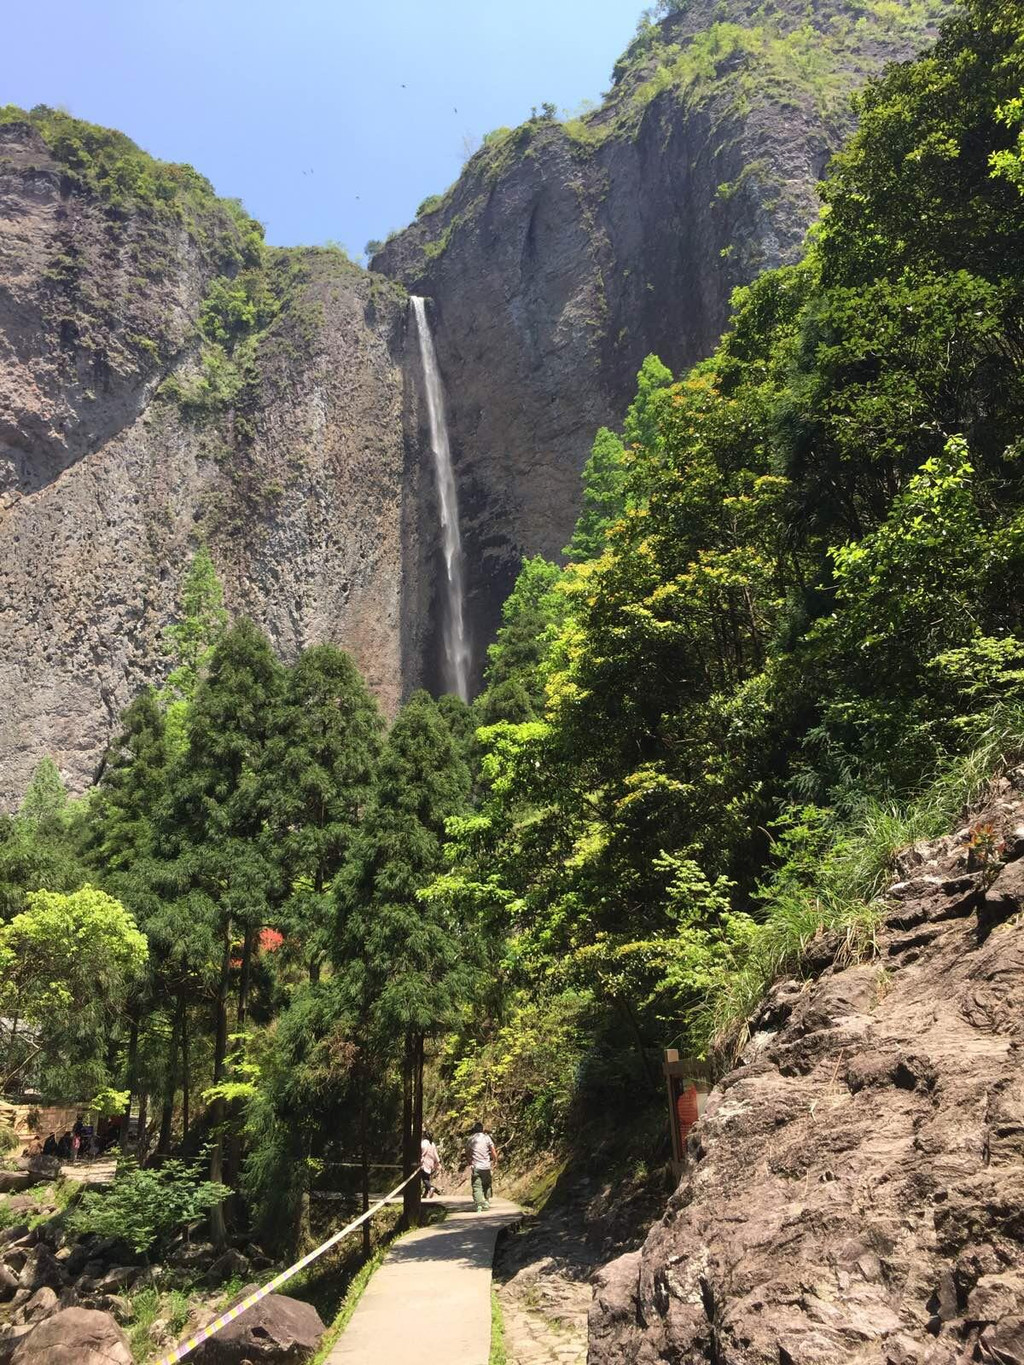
xmin=57 ymin=1132 xmax=72 ymax=1161
xmin=42 ymin=1133 xmax=57 ymax=1157
xmin=464 ymin=1121 xmax=497 ymax=1212
xmin=420 ymin=1131 xmax=442 ymax=1199
xmin=72 ymin=1114 xmax=85 ymax=1141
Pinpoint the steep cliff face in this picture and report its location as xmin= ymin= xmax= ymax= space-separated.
xmin=0 ymin=115 xmax=418 ymax=806
xmin=374 ymin=0 xmax=951 ymax=683
xmin=590 ymin=778 xmax=1024 ymax=1365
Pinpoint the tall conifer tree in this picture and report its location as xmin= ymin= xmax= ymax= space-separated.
xmin=335 ymin=690 xmax=472 ymax=1224
xmin=265 ymin=645 xmax=383 ymax=980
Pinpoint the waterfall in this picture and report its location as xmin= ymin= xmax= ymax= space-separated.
xmin=410 ymin=296 xmax=470 ymax=701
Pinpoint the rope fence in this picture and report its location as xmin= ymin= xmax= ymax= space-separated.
xmin=156 ymin=1169 xmax=419 ymax=1365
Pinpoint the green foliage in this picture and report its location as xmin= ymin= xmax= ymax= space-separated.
xmin=265 ymin=645 xmax=383 ymax=978
xmin=18 ymin=758 xmax=68 ymax=833
xmin=0 ymin=885 xmax=147 ymax=1097
xmin=564 ymin=429 xmax=627 ymax=563
xmin=478 ymin=558 xmax=566 ymax=725
xmin=441 ymin=991 xmax=599 ymax=1154
xmin=163 ymin=545 xmax=229 ymax=714
xmin=67 ymin=1158 xmax=228 ymax=1254
xmin=0 ymin=886 xmax=147 ymax=1025
xmin=0 ymin=104 xmax=264 ymax=264
xmin=337 ymin=691 xmax=473 ymax=1040
xmin=447 ymin=0 xmax=1024 ymax=1093
xmin=490 ymin=1288 xmax=507 ymax=1365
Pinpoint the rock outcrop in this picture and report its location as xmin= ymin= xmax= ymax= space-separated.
xmin=192 ymin=1288 xmax=325 ymax=1363
xmin=589 ymin=778 xmax=1024 ymax=1364
xmin=7 ymin=1307 xmax=131 ymax=1364
xmin=374 ymin=0 xmax=952 ymax=681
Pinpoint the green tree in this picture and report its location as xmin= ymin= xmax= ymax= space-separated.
xmin=265 ymin=645 xmax=383 ymax=981
xmin=0 ymin=886 xmax=148 ymax=1095
xmin=622 ymin=353 xmax=673 ymax=457
xmin=0 ymin=760 xmax=85 ymax=919
xmin=477 ymin=557 xmax=565 ymax=724
xmin=163 ymin=544 xmax=228 ymax=737
xmin=83 ymin=688 xmax=173 ymax=1150
xmin=564 ymin=430 xmax=628 ymax=563
xmin=162 ymin=619 xmax=284 ymax=1238
xmin=18 ymin=757 xmax=68 ymax=834
xmin=336 ymin=692 xmax=472 ymax=1224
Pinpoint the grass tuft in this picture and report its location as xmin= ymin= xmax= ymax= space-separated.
xmin=489 ymin=1286 xmax=507 ymax=1365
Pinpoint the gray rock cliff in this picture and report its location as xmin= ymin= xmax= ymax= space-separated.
xmin=374 ymin=0 xmax=951 ymax=685
xmin=0 ymin=118 xmax=419 ymax=805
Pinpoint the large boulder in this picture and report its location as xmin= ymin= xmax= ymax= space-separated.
xmin=16 ymin=1156 xmax=61 ymax=1185
xmin=193 ymin=1291 xmax=325 ymax=1363
xmin=9 ymin=1308 xmax=132 ymax=1364
xmin=18 ymin=1246 xmax=63 ymax=1293
xmin=0 ymin=1174 xmax=30 ymax=1195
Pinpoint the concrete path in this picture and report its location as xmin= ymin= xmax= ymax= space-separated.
xmin=327 ymin=1194 xmax=521 ymax=1365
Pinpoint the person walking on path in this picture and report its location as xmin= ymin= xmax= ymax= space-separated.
xmin=465 ymin=1121 xmax=497 ymax=1212
xmin=420 ymin=1131 xmax=442 ymax=1199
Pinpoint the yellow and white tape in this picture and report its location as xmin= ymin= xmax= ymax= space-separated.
xmin=156 ymin=1170 xmax=418 ymax=1364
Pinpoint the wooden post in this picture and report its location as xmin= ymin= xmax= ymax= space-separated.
xmin=663 ymin=1049 xmax=682 ymax=1173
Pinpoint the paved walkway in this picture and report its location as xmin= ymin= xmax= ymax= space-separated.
xmin=327 ymin=1194 xmax=521 ymax=1365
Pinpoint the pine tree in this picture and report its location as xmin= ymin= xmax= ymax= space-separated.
xmin=18 ymin=757 xmax=68 ymax=835
xmin=163 ymin=619 xmax=284 ymax=1238
xmin=0 ymin=760 xmax=83 ymax=918
xmin=163 ymin=544 xmax=228 ymax=703
xmin=163 ymin=544 xmax=229 ymax=756
xmin=265 ymin=645 xmax=383 ymax=980
xmin=84 ymin=688 xmax=171 ymax=1152
xmin=477 ymin=557 xmax=565 ymax=724
xmin=564 ymin=428 xmax=627 ymax=563
xmin=335 ymin=691 xmax=472 ymax=1224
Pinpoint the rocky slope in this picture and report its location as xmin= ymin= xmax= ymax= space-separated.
xmin=590 ymin=777 xmax=1024 ymax=1365
xmin=373 ymin=0 xmax=951 ymax=679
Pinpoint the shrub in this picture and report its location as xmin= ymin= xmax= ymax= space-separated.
xmin=67 ymin=1158 xmax=228 ymax=1255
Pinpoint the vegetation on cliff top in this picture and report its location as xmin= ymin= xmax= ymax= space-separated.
xmin=0 ymin=103 xmax=264 ymax=266
xmin=382 ymin=0 xmax=950 ymax=270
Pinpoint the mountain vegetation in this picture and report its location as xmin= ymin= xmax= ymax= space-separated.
xmin=1 ymin=0 xmax=1022 ymax=1289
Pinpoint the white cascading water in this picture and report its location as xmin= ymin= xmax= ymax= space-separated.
xmin=410 ymin=296 xmax=470 ymax=701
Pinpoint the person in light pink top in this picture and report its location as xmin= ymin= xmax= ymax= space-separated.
xmin=420 ymin=1131 xmax=442 ymax=1198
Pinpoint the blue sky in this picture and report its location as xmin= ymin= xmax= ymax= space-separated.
xmin=5 ymin=1 xmax=642 ymax=255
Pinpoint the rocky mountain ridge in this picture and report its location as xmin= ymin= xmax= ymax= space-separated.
xmin=590 ymin=777 xmax=1024 ymax=1365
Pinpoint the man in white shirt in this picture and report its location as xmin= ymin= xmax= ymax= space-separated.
xmin=464 ymin=1121 xmax=497 ymax=1211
